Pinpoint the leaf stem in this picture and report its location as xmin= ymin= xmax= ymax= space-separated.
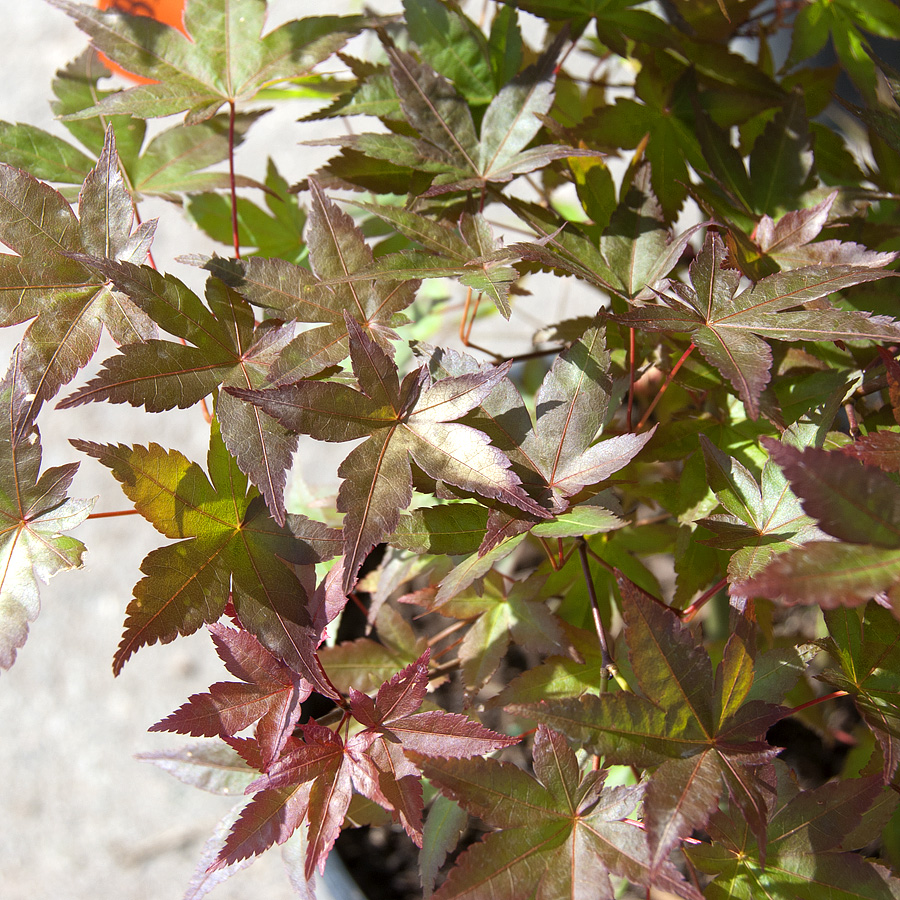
xmin=787 ymin=690 xmax=849 ymax=715
xmin=228 ymin=100 xmax=241 ymax=260
xmin=460 ymin=286 xmax=473 ymax=345
xmin=627 ymin=327 xmax=635 ymax=431
xmin=635 ymin=341 xmax=695 ymax=431
xmin=87 ymin=508 xmax=142 ymax=520
xmin=459 ymin=288 xmax=483 ymax=346
xmin=577 ymin=537 xmax=614 ymax=685
xmin=538 ymin=536 xmax=561 ymax=570
xmin=430 ymin=657 xmax=461 ymax=677
xmin=427 ymin=619 xmax=469 ymax=648
xmin=681 ymin=576 xmax=728 ymax=622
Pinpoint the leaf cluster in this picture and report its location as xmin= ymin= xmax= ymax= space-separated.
xmin=5 ymin=0 xmax=900 ymax=898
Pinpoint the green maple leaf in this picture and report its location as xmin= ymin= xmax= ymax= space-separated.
xmin=402 ymin=0 xmax=494 ymax=104
xmin=51 ymin=0 xmax=362 ymax=124
xmin=584 ymin=67 xmax=705 ymax=221
xmin=72 ymin=421 xmax=341 ymax=684
xmin=227 ymin=314 xmax=548 ymax=591
xmin=786 ymin=0 xmax=900 ymax=98
xmin=817 ymin=602 xmax=900 ymax=781
xmin=208 ymin=179 xmax=418 ymax=381
xmin=186 ymin=160 xmax=307 ymax=263
xmin=318 ymin=33 xmax=594 ymax=197
xmin=616 ymin=231 xmax=900 ymax=418
xmin=58 ymin=263 xmax=297 ymax=524
xmin=0 ymin=129 xmax=156 ymax=421
xmin=697 ymin=430 xmax=824 ymax=591
xmin=0 ymin=52 xmax=265 ymax=202
xmin=487 ymin=621 xmax=612 ymax=709
xmin=409 ymin=570 xmax=569 ymax=696
xmin=414 ymin=725 xmax=702 ymax=900
xmin=0 ymin=353 xmax=94 ymax=673
xmin=510 ymin=163 xmax=704 ymax=303
xmin=510 ymin=574 xmax=784 ymax=872
xmin=686 ymin=768 xmax=900 ymax=900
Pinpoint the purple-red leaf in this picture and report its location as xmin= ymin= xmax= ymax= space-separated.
xmin=228 ymin=314 xmax=547 ymax=590
xmin=150 ymin=624 xmax=312 ymax=769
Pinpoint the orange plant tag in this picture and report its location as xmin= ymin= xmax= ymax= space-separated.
xmin=96 ymin=0 xmax=187 ymax=84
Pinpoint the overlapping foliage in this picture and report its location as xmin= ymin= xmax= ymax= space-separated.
xmin=4 ymin=0 xmax=900 ymax=897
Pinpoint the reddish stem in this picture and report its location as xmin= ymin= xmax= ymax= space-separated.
xmin=427 ymin=619 xmax=468 ymax=648
xmin=459 ymin=287 xmax=473 ymax=345
xmin=228 ymin=100 xmax=241 ymax=260
xmin=87 ymin=508 xmax=142 ymax=520
xmin=788 ymin=690 xmax=849 ymax=715
xmin=538 ymin=536 xmax=561 ymax=571
xmin=433 ymin=635 xmax=465 ymax=661
xmin=635 ymin=342 xmax=696 ymax=431
xmin=627 ymin=327 xmax=635 ymax=432
xmin=681 ymin=576 xmax=728 ymax=622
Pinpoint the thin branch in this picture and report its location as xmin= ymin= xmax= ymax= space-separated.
xmin=427 ymin=619 xmax=468 ymax=648
xmin=788 ymin=690 xmax=849 ymax=716
xmin=87 ymin=508 xmax=142 ymax=520
xmin=635 ymin=342 xmax=696 ymax=431
xmin=681 ymin=577 xmax=728 ymax=622
xmin=228 ymin=100 xmax=241 ymax=260
xmin=627 ymin=327 xmax=635 ymax=431
xmin=577 ymin=537 xmax=613 ymax=688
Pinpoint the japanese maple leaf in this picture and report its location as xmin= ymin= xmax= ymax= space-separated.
xmin=685 ymin=769 xmax=900 ymax=900
xmin=52 ymin=0 xmax=362 ymax=124
xmin=615 ymin=231 xmax=900 ymax=418
xmin=513 ymin=163 xmax=706 ymax=304
xmin=414 ymin=725 xmax=701 ymax=900
xmin=816 ymin=603 xmax=900 ymax=781
xmin=753 ymin=191 xmax=897 ymax=271
xmin=318 ymin=34 xmax=594 ymax=197
xmin=421 ymin=322 xmax=654 ymax=551
xmin=0 ymin=129 xmax=155 ymax=423
xmin=227 ymin=313 xmax=548 ymax=591
xmin=697 ymin=430 xmax=824 ymax=592
xmin=0 ymin=351 xmax=94 ymax=672
xmin=59 ymin=264 xmax=297 ymax=524
xmin=207 ymin=179 xmax=419 ymax=383
xmin=72 ymin=421 xmax=341 ymax=688
xmin=150 ymin=623 xmax=313 ymax=770
xmin=351 ymin=204 xmax=524 ymax=319
xmin=405 ymin=570 xmax=569 ymax=696
xmin=0 ymin=51 xmax=265 ymax=201
xmin=215 ymin=652 xmax=516 ymax=878
xmin=738 ymin=440 xmax=900 ymax=610
xmin=509 ymin=574 xmax=784 ymax=873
